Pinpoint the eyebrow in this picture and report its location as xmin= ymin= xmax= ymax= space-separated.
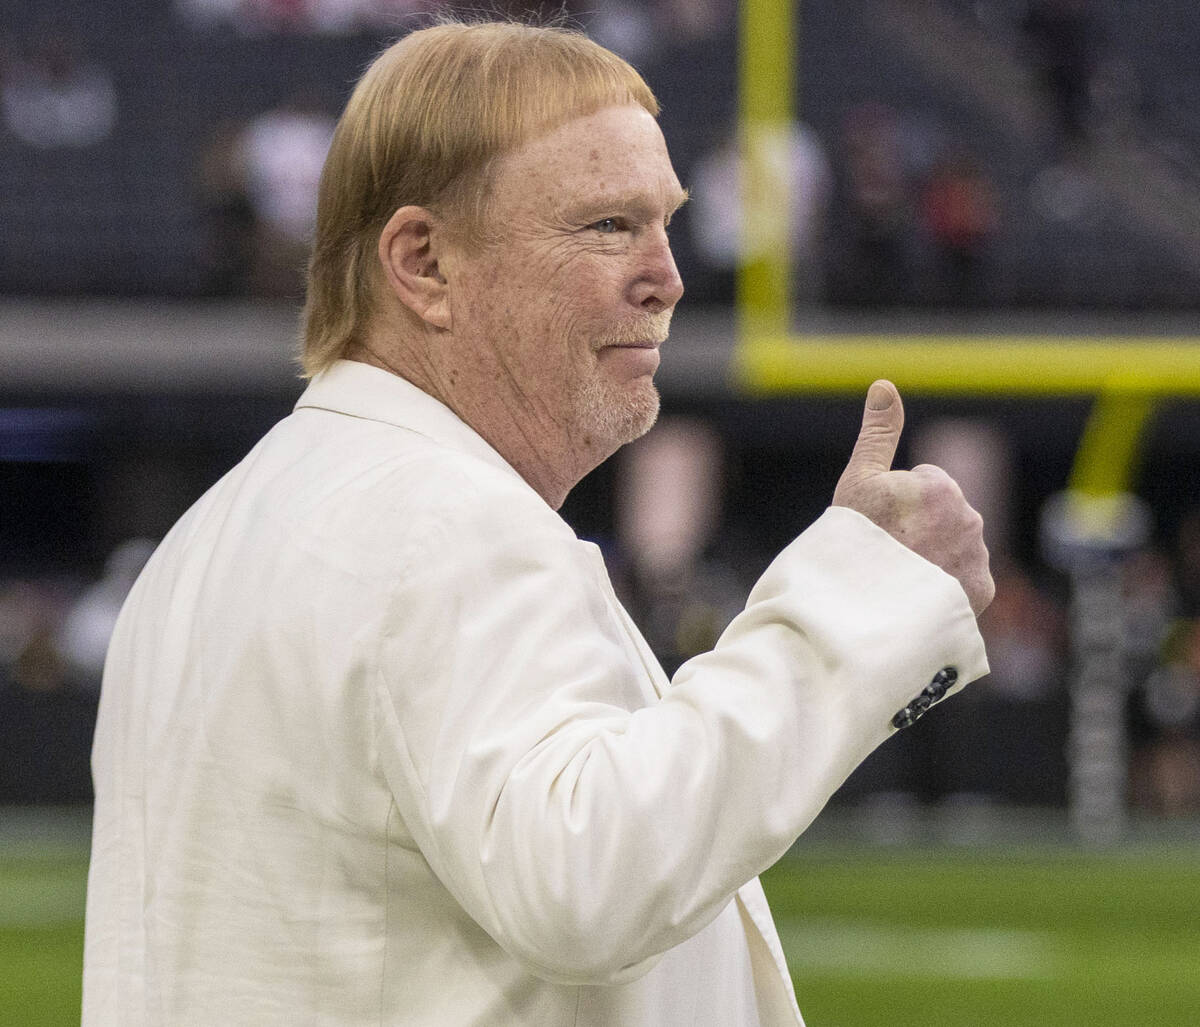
xmin=564 ymin=187 xmax=690 ymax=226
xmin=668 ymin=188 xmax=690 ymax=219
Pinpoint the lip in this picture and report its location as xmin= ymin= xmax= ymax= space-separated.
xmin=596 ymin=342 xmax=661 ymax=377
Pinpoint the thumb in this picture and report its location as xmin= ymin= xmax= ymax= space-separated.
xmin=837 ymin=380 xmax=904 ymax=489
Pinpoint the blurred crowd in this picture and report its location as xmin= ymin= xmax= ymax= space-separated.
xmin=179 ymin=0 xmax=1138 ymax=307
xmin=3 ymin=0 xmax=1199 ymax=304
xmin=0 ymin=541 xmax=152 ymax=804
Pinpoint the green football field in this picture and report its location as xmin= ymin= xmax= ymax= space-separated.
xmin=3 ymin=811 xmax=1199 ymax=1025
xmin=764 ymin=841 xmax=1200 ymax=1026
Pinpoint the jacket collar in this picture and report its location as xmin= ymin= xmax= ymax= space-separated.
xmin=295 ymin=359 xmax=527 ymax=486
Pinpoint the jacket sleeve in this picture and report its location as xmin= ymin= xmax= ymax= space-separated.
xmin=371 ymin=496 xmax=988 ymax=986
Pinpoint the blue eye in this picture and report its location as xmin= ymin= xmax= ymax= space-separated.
xmin=590 ymin=218 xmax=620 ymax=234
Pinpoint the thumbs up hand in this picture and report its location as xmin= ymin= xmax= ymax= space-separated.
xmin=833 ymin=380 xmax=995 ymax=615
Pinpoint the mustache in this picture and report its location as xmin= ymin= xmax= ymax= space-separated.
xmin=595 ymin=311 xmax=674 ymax=348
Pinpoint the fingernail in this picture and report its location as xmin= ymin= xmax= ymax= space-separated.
xmin=867 ymin=381 xmax=892 ymax=410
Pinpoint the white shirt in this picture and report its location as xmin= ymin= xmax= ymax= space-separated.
xmin=84 ymin=359 xmax=988 ymax=1025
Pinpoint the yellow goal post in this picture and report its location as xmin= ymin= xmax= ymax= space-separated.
xmin=734 ymin=0 xmax=1200 ymax=500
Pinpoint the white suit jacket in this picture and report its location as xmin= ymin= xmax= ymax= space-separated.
xmin=84 ymin=359 xmax=988 ymax=1025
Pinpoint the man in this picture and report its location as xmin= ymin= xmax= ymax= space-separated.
xmin=83 ymin=20 xmax=991 ymax=1026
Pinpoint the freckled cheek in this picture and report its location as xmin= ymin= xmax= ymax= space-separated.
xmin=512 ymin=263 xmax=607 ymax=327
xmin=520 ymin=251 xmax=580 ymax=292
xmin=489 ymin=251 xmax=623 ymax=365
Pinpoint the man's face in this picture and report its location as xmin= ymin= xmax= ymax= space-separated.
xmin=444 ymin=104 xmax=687 ymax=474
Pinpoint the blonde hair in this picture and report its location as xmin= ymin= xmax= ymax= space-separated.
xmin=299 ymin=20 xmax=659 ymax=377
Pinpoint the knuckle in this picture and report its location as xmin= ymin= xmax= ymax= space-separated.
xmin=911 ymin=462 xmax=948 ymax=482
xmin=911 ymin=464 xmax=959 ymax=500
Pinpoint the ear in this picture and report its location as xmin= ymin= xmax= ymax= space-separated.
xmin=377 ymin=205 xmax=452 ymax=330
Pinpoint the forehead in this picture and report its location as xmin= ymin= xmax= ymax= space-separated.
xmin=489 ymin=104 xmax=685 ymax=217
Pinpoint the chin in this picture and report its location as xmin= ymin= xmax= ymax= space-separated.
xmin=577 ymin=378 xmax=660 ymax=455
xmin=626 ymin=389 xmax=660 ymax=442
xmin=608 ymin=380 xmax=661 ymax=447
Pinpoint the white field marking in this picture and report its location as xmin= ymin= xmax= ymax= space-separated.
xmin=776 ymin=917 xmax=1064 ymax=980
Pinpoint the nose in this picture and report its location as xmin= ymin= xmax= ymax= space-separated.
xmin=630 ymin=227 xmax=684 ymax=313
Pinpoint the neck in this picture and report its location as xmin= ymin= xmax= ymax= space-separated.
xmin=349 ymin=334 xmax=597 ymax=511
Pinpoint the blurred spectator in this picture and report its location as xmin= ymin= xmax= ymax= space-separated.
xmin=1028 ymin=158 xmax=1105 ymax=228
xmin=197 ymin=121 xmax=257 ymax=295
xmin=964 ymin=559 xmax=1069 ymax=803
xmin=1087 ymin=54 xmax=1141 ymax=146
xmin=911 ymin=417 xmax=1014 ymax=557
xmin=589 ymin=0 xmax=734 ymax=57
xmin=612 ymin=417 xmax=746 ymax=677
xmin=209 ymin=95 xmax=336 ymax=296
xmin=0 ymin=593 xmax=98 ymax=804
xmin=1130 ymin=617 xmax=1200 ymax=816
xmin=0 ymin=34 xmax=116 ymax=149
xmin=10 ymin=626 xmax=66 ymax=695
xmin=57 ymin=538 xmax=156 ymax=691
xmin=1127 ymin=527 xmax=1200 ymax=815
xmin=1123 ymin=547 xmax=1177 ymax=685
xmin=657 ymin=0 xmax=733 ymax=44
xmin=979 ymin=559 xmax=1066 ymax=704
xmin=0 ymin=579 xmax=49 ymax=672
xmin=688 ymin=120 xmax=832 ymax=305
xmin=1019 ymin=0 xmax=1100 ymax=149
xmin=1172 ymin=508 xmax=1200 ymax=616
xmin=586 ymin=0 xmax=658 ymax=65
xmin=826 ymin=101 xmax=919 ymax=308
xmin=919 ymin=147 xmax=998 ymax=307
